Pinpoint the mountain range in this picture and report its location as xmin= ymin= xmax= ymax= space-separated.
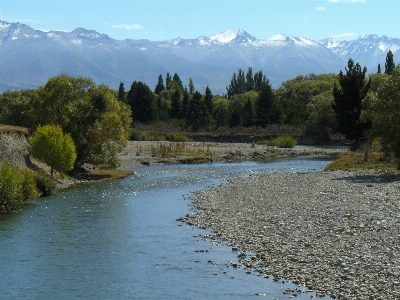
xmin=0 ymin=20 xmax=399 ymax=94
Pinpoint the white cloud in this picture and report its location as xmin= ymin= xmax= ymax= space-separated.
xmin=316 ymin=7 xmax=326 ymax=11
xmin=112 ymin=24 xmax=145 ymax=30
xmin=333 ymin=32 xmax=356 ymax=39
xmin=328 ymin=0 xmax=365 ymax=3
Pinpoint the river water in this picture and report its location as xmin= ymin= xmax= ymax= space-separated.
xmin=0 ymin=155 xmax=335 ymax=299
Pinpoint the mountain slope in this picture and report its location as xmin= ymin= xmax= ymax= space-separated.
xmin=0 ymin=21 xmax=398 ymax=94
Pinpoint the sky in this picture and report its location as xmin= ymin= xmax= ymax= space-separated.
xmin=0 ymin=0 xmax=399 ymax=42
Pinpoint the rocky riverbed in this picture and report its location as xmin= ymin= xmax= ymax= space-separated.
xmin=182 ymin=170 xmax=400 ymax=299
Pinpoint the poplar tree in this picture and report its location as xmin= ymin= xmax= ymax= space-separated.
xmin=154 ymin=74 xmax=165 ymax=95
xmin=118 ymin=82 xmax=126 ymax=102
xmin=255 ymin=83 xmax=274 ymax=128
xmin=384 ymin=50 xmax=395 ymax=75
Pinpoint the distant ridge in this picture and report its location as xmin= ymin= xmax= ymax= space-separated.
xmin=0 ymin=20 xmax=398 ymax=93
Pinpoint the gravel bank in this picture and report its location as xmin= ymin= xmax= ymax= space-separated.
xmin=117 ymin=141 xmax=342 ymax=170
xmin=183 ymin=170 xmax=400 ymax=299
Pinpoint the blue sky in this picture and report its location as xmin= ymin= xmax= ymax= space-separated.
xmin=0 ymin=0 xmax=398 ymax=41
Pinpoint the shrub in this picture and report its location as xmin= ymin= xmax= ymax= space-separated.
xmin=273 ymin=135 xmax=297 ymax=148
xmin=34 ymin=170 xmax=58 ymax=197
xmin=0 ymin=162 xmax=41 ymax=212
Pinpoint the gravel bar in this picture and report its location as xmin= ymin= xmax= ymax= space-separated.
xmin=183 ymin=170 xmax=400 ymax=299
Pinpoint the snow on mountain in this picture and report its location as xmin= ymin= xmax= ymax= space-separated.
xmin=1 ymin=19 xmax=400 ymax=93
xmin=209 ymin=29 xmax=257 ymax=44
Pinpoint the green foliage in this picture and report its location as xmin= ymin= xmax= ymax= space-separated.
xmin=34 ymin=170 xmax=58 ymax=196
xmin=362 ymin=69 xmax=400 ymax=159
xmin=212 ymin=97 xmax=230 ymax=128
xmin=385 ymin=50 xmax=395 ymax=75
xmin=154 ymin=74 xmax=165 ymax=95
xmin=29 ymin=75 xmax=132 ymax=169
xmin=332 ymin=59 xmax=371 ymax=145
xmin=29 ymin=125 xmax=77 ymax=177
xmin=0 ymin=89 xmax=38 ymax=127
xmin=0 ymin=162 xmax=40 ymax=212
xmin=255 ymin=83 xmax=274 ymax=128
xmin=258 ymin=135 xmax=297 ymax=148
xmin=226 ymin=68 xmax=268 ymax=99
xmin=276 ymin=73 xmax=337 ymax=126
xmin=127 ymin=81 xmax=156 ymax=122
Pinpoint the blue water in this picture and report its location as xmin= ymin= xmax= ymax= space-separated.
xmin=0 ymin=156 xmax=334 ymax=299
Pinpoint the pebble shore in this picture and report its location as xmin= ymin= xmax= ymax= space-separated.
xmin=183 ymin=170 xmax=400 ymax=299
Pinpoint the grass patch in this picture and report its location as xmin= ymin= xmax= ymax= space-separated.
xmin=325 ymin=149 xmax=399 ymax=173
xmin=257 ymin=135 xmax=297 ymax=148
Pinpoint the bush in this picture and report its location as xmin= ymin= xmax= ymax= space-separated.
xmin=0 ymin=162 xmax=41 ymax=212
xmin=34 ymin=170 xmax=58 ymax=197
xmin=272 ymin=135 xmax=297 ymax=148
xmin=257 ymin=135 xmax=297 ymax=148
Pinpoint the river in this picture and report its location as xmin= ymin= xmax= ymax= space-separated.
xmin=0 ymin=155 xmax=335 ymax=299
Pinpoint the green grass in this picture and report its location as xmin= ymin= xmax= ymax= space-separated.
xmin=257 ymin=135 xmax=297 ymax=148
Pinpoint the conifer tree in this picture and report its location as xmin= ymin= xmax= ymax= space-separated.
xmin=171 ymin=89 xmax=182 ymax=119
xmin=255 ymin=83 xmax=274 ymax=128
xmin=253 ymin=70 xmax=268 ymax=92
xmin=246 ymin=67 xmax=254 ymax=92
xmin=127 ymin=81 xmax=156 ymax=122
xmin=154 ymin=74 xmax=165 ymax=95
xmin=188 ymin=78 xmax=195 ymax=95
xmin=118 ymin=82 xmax=126 ymax=102
xmin=377 ymin=63 xmax=381 ymax=74
xmin=242 ymin=98 xmax=254 ymax=127
xmin=204 ymin=86 xmax=213 ymax=115
xmin=332 ymin=58 xmax=371 ymax=149
xmin=166 ymin=73 xmax=171 ymax=90
xmin=182 ymin=87 xmax=189 ymax=118
xmin=172 ymin=73 xmax=183 ymax=90
xmin=385 ymin=50 xmax=395 ymax=75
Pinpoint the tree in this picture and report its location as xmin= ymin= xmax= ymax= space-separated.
xmin=362 ymin=69 xmax=400 ymax=160
xmin=171 ymin=88 xmax=182 ymax=119
xmin=187 ymin=91 xmax=206 ymax=131
xmin=118 ymin=82 xmax=126 ymax=102
xmin=172 ymin=73 xmax=183 ymax=90
xmin=30 ymin=75 xmax=131 ymax=169
xmin=377 ymin=63 xmax=381 ymax=74
xmin=242 ymin=98 xmax=254 ymax=127
xmin=212 ymin=97 xmax=230 ymax=128
xmin=29 ymin=125 xmax=77 ymax=177
xmin=166 ymin=73 xmax=172 ymax=90
xmin=255 ymin=83 xmax=274 ymax=128
xmin=245 ymin=67 xmax=254 ymax=92
xmin=127 ymin=81 xmax=156 ymax=122
xmin=154 ymin=74 xmax=165 ymax=95
xmin=188 ymin=78 xmax=195 ymax=95
xmin=385 ymin=50 xmax=395 ymax=75
xmin=204 ymin=86 xmax=213 ymax=115
xmin=332 ymin=58 xmax=371 ymax=149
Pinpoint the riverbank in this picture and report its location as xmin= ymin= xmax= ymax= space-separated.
xmin=116 ymin=141 xmax=342 ymax=170
xmin=182 ymin=170 xmax=400 ymax=299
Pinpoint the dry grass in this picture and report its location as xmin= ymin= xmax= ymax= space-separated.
xmin=325 ymin=149 xmax=399 ymax=173
xmin=0 ymin=125 xmax=29 ymax=134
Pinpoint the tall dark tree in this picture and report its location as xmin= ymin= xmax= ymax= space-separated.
xmin=187 ymin=91 xmax=205 ymax=131
xmin=245 ymin=67 xmax=254 ymax=92
xmin=377 ymin=63 xmax=381 ymax=74
xmin=188 ymin=78 xmax=195 ymax=95
xmin=255 ymin=83 xmax=274 ymax=128
xmin=242 ymin=98 xmax=254 ymax=127
xmin=127 ymin=81 xmax=156 ymax=122
xmin=154 ymin=74 xmax=165 ymax=95
xmin=253 ymin=70 xmax=269 ymax=92
xmin=385 ymin=50 xmax=395 ymax=75
xmin=204 ymin=86 xmax=213 ymax=114
xmin=118 ymin=82 xmax=126 ymax=102
xmin=182 ymin=87 xmax=189 ymax=118
xmin=172 ymin=73 xmax=183 ymax=90
xmin=332 ymin=58 xmax=371 ymax=149
xmin=166 ymin=73 xmax=172 ymax=90
xmin=171 ymin=89 xmax=182 ymax=119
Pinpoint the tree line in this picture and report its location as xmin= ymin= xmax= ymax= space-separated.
xmin=1 ymin=49 xmax=400 ymax=170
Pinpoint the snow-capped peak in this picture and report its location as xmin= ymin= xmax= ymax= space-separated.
xmin=209 ymin=29 xmax=256 ymax=44
xmin=267 ymin=33 xmax=288 ymax=41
